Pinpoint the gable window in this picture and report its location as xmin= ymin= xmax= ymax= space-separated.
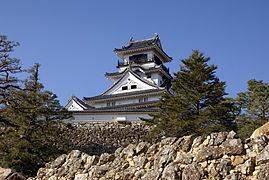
xmin=122 ymin=86 xmax=128 ymax=90
xmin=131 ymin=85 xmax=137 ymax=89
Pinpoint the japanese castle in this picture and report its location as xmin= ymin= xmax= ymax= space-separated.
xmin=65 ymin=34 xmax=173 ymax=122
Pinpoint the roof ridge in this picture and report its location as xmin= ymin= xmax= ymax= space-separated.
xmin=130 ymin=37 xmax=156 ymax=44
xmin=65 ymin=95 xmax=92 ymax=110
xmin=84 ymin=89 xmax=166 ymax=101
xmin=129 ymin=34 xmax=158 ymax=44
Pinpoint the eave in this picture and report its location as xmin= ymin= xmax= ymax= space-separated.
xmin=84 ymin=89 xmax=167 ymax=103
xmin=114 ymin=45 xmax=172 ymax=63
xmin=70 ymin=109 xmax=157 ymax=115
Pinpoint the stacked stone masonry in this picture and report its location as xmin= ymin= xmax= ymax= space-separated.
xmin=29 ymin=130 xmax=269 ymax=180
xmin=60 ymin=122 xmax=151 ymax=155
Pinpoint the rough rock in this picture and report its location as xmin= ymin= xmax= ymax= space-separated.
xmin=174 ymin=153 xmax=193 ymax=164
xmin=196 ymin=146 xmax=223 ymax=162
xmin=98 ymin=153 xmax=114 ymax=165
xmin=174 ymin=135 xmax=195 ymax=152
xmin=209 ymin=132 xmax=228 ymax=146
xmin=227 ymin=131 xmax=237 ymax=139
xmin=182 ymin=163 xmax=204 ymax=180
xmin=161 ymin=162 xmax=180 ymax=180
xmin=222 ymin=139 xmax=243 ymax=155
xmin=256 ymin=144 xmax=269 ymax=165
xmin=256 ymin=163 xmax=269 ymax=180
xmin=224 ymin=173 xmax=243 ymax=180
xmin=88 ymin=165 xmax=110 ymax=178
xmin=47 ymin=154 xmax=66 ymax=169
xmin=133 ymin=156 xmax=147 ymax=168
xmin=153 ymin=145 xmax=176 ymax=169
xmin=232 ymin=156 xmax=244 ymax=166
xmin=216 ymin=159 xmax=231 ymax=177
xmin=136 ymin=142 xmax=149 ymax=154
xmin=141 ymin=170 xmax=160 ymax=180
xmin=74 ymin=173 xmax=88 ymax=180
xmin=235 ymin=159 xmax=254 ymax=175
xmin=121 ymin=144 xmax=136 ymax=158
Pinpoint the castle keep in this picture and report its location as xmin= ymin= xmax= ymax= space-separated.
xmin=65 ymin=34 xmax=172 ymax=121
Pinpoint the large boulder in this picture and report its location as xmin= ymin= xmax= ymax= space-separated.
xmin=0 ymin=167 xmax=26 ymax=180
xmin=251 ymin=121 xmax=269 ymax=139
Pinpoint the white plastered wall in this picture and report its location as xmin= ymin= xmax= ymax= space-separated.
xmin=93 ymin=94 xmax=161 ymax=108
xmin=67 ymin=113 xmax=151 ymax=122
xmin=151 ymin=73 xmax=163 ymax=86
xmin=65 ymin=99 xmax=84 ymax=111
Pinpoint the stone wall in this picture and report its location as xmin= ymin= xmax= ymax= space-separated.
xmin=60 ymin=122 xmax=151 ymax=155
xmin=29 ymin=131 xmax=269 ymax=180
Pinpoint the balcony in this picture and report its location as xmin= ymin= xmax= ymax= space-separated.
xmin=117 ymin=60 xmax=128 ymax=67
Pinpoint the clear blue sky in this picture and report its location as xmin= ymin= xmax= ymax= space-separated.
xmin=1 ymin=0 xmax=269 ymax=105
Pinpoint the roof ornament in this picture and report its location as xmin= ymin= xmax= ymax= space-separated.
xmin=154 ymin=32 xmax=159 ymax=38
xmin=129 ymin=36 xmax=134 ymax=43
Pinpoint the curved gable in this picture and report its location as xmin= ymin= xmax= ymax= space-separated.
xmin=103 ymin=69 xmax=161 ymax=95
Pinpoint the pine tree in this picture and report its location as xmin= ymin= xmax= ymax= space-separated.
xmin=235 ymin=79 xmax=269 ymax=140
xmin=0 ymin=35 xmax=22 ymax=122
xmin=144 ymin=50 xmax=236 ymax=138
xmin=0 ymin=64 xmax=71 ymax=177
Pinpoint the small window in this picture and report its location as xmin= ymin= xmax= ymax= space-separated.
xmin=112 ymin=102 xmax=116 ymax=106
xmin=144 ymin=97 xmax=148 ymax=102
xmin=139 ymin=98 xmax=143 ymax=103
xmin=107 ymin=102 xmax=111 ymax=107
xmin=131 ymin=85 xmax=137 ymax=89
xmin=122 ymin=86 xmax=128 ymax=90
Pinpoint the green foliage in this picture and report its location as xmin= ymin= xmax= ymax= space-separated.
xmin=0 ymin=35 xmax=21 ymax=103
xmin=143 ymin=50 xmax=236 ymax=138
xmin=235 ymin=79 xmax=269 ymax=140
xmin=0 ymin=37 xmax=72 ymax=177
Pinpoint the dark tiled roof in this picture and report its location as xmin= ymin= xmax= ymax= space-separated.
xmin=73 ymin=96 xmax=92 ymax=109
xmin=114 ymin=37 xmax=161 ymax=52
xmin=84 ymin=89 xmax=166 ymax=102
xmin=114 ymin=35 xmax=172 ymax=63
xmin=105 ymin=66 xmax=171 ymax=80
xmin=65 ymin=95 xmax=92 ymax=110
xmin=97 ymin=100 xmax=159 ymax=110
xmin=105 ymin=71 xmax=124 ymax=77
